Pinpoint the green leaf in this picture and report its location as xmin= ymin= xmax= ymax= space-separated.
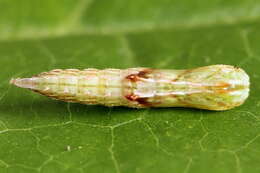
xmin=0 ymin=0 xmax=260 ymax=173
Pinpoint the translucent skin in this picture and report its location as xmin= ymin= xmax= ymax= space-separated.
xmin=10 ymin=65 xmax=250 ymax=110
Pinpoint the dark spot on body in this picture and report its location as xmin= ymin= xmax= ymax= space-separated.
xmin=136 ymin=97 xmax=151 ymax=107
xmin=125 ymin=69 xmax=153 ymax=82
xmin=216 ymin=82 xmax=231 ymax=88
xmin=217 ymin=102 xmax=226 ymax=107
xmin=171 ymin=94 xmax=177 ymax=98
xmin=125 ymin=94 xmax=151 ymax=107
xmin=125 ymin=94 xmax=139 ymax=101
xmin=137 ymin=69 xmax=152 ymax=78
xmin=126 ymin=74 xmax=139 ymax=82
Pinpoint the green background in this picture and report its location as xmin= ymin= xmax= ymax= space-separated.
xmin=0 ymin=0 xmax=260 ymax=172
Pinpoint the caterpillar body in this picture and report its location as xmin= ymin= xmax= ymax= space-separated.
xmin=10 ymin=65 xmax=250 ymax=110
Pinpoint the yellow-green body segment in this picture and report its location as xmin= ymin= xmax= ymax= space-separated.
xmin=10 ymin=65 xmax=250 ymax=110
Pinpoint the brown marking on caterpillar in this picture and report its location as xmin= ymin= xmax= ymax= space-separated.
xmin=125 ymin=74 xmax=139 ymax=82
xmin=170 ymin=94 xmax=177 ymax=98
xmin=125 ymin=94 xmax=139 ymax=101
xmin=125 ymin=94 xmax=151 ymax=107
xmin=137 ymin=69 xmax=153 ymax=78
xmin=126 ymin=69 xmax=153 ymax=82
xmin=217 ymin=102 xmax=227 ymax=107
xmin=205 ymin=82 xmax=231 ymax=94
xmin=216 ymin=89 xmax=229 ymax=94
xmin=215 ymin=82 xmax=231 ymax=88
xmin=135 ymin=97 xmax=151 ymax=107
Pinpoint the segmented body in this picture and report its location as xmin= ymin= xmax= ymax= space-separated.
xmin=11 ymin=65 xmax=250 ymax=110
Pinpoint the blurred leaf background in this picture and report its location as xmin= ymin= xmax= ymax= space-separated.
xmin=0 ymin=0 xmax=260 ymax=173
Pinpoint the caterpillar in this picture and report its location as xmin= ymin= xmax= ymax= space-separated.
xmin=10 ymin=65 xmax=250 ymax=110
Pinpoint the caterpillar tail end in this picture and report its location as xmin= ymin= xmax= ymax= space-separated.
xmin=10 ymin=78 xmax=37 ymax=90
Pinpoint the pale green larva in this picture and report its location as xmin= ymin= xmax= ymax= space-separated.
xmin=10 ymin=65 xmax=250 ymax=110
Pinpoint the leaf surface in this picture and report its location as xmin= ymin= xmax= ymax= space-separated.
xmin=0 ymin=0 xmax=260 ymax=172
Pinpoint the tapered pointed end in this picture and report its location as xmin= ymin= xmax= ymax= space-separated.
xmin=10 ymin=78 xmax=37 ymax=89
xmin=9 ymin=78 xmax=16 ymax=85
